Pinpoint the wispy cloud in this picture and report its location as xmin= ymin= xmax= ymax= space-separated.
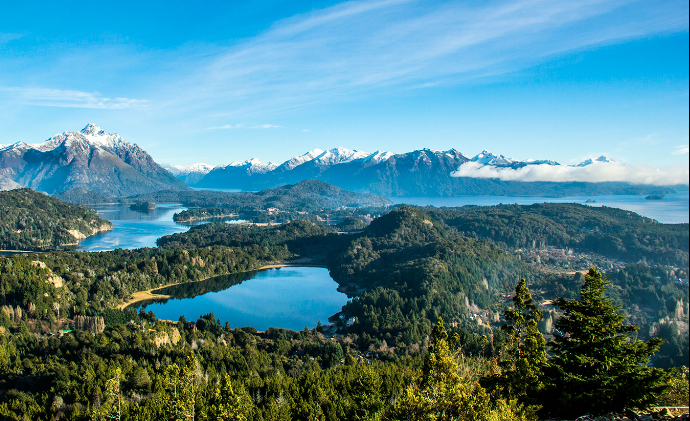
xmin=452 ymin=161 xmax=689 ymax=186
xmin=176 ymin=0 xmax=688 ymax=116
xmin=206 ymin=123 xmax=281 ymax=130
xmin=673 ymin=144 xmax=689 ymax=155
xmin=0 ymin=87 xmax=148 ymax=109
xmin=0 ymin=33 xmax=23 ymax=45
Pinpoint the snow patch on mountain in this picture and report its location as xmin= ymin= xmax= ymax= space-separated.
xmin=225 ymin=158 xmax=277 ymax=174
xmin=313 ymin=147 xmax=371 ymax=166
xmin=363 ymin=150 xmax=394 ymax=164
xmin=26 ymin=124 xmax=129 ymax=153
xmin=471 ymin=150 xmax=515 ymax=166
xmin=166 ymin=163 xmax=216 ymax=176
xmin=576 ymin=156 xmax=615 ymax=166
xmin=278 ymin=148 xmax=325 ymax=171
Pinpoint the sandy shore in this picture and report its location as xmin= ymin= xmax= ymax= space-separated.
xmin=116 ymin=261 xmax=325 ymax=310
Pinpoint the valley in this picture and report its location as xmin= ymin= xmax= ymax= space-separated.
xmin=0 ymin=126 xmax=688 ymax=420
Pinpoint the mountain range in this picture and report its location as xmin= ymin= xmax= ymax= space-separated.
xmin=180 ymin=147 xmax=668 ymax=197
xmin=1 ymin=125 xmax=678 ymax=198
xmin=0 ymin=124 xmax=188 ymax=196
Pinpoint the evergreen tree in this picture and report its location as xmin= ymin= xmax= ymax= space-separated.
xmin=207 ymin=374 xmax=253 ymax=421
xmin=547 ymin=268 xmax=666 ymax=417
xmin=487 ymin=279 xmax=547 ymax=411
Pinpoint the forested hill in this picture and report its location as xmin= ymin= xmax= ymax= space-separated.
xmin=330 ymin=206 xmax=529 ymax=344
xmin=129 ymin=179 xmax=391 ymax=210
xmin=158 ymin=206 xmax=529 ymax=345
xmin=426 ymin=203 xmax=689 ymax=267
xmin=0 ymin=188 xmax=112 ymax=251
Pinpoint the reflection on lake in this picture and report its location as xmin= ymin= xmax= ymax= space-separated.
xmin=135 ymin=267 xmax=348 ymax=331
xmin=78 ymin=203 xmax=191 ymax=251
xmin=388 ymin=192 xmax=690 ymax=224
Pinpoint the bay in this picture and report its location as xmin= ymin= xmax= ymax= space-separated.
xmin=135 ymin=267 xmax=348 ymax=331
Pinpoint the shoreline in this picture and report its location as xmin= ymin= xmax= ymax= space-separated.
xmin=116 ymin=262 xmax=327 ymax=310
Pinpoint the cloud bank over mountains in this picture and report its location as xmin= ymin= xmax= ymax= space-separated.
xmin=452 ymin=160 xmax=689 ymax=186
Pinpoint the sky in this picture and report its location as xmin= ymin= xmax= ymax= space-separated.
xmin=0 ymin=0 xmax=688 ymax=178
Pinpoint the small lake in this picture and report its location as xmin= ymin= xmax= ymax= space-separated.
xmin=134 ymin=266 xmax=348 ymax=331
xmin=388 ymin=192 xmax=690 ymax=224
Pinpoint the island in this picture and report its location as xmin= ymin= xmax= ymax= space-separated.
xmin=129 ymin=201 xmax=157 ymax=212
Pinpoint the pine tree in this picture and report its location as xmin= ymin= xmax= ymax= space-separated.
xmin=488 ymin=279 xmax=547 ymax=409
xmin=547 ymin=268 xmax=666 ymax=417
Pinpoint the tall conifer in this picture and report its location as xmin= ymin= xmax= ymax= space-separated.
xmin=548 ymin=268 xmax=666 ymax=416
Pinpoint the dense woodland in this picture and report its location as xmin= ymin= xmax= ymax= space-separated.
xmin=0 ymin=189 xmax=112 ymax=251
xmin=57 ymin=179 xmax=391 ymax=211
xmin=0 ymin=190 xmax=688 ymax=420
xmin=426 ymin=203 xmax=689 ymax=267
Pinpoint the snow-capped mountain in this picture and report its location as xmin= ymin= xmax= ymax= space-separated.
xmin=312 ymin=147 xmax=371 ymax=166
xmin=164 ymin=163 xmax=216 ymax=185
xmin=362 ymin=150 xmax=395 ymax=166
xmin=471 ymin=150 xmax=513 ymax=166
xmin=0 ymin=124 xmax=189 ymax=196
xmin=196 ymin=147 xmax=470 ymax=195
xmin=576 ymin=156 xmax=615 ymax=167
xmin=165 ymin=163 xmax=215 ymax=176
xmin=277 ymin=148 xmax=325 ymax=172
xmin=192 ymin=147 xmax=669 ymax=196
xmin=225 ymin=158 xmax=277 ymax=175
xmin=470 ymin=150 xmax=559 ymax=167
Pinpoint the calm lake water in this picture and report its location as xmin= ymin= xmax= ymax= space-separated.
xmin=135 ymin=267 xmax=348 ymax=330
xmin=78 ymin=203 xmax=191 ymax=251
xmin=78 ymin=203 xmax=244 ymax=251
xmin=388 ymin=192 xmax=689 ymax=224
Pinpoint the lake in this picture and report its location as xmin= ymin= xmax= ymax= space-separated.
xmin=134 ymin=266 xmax=348 ymax=331
xmin=388 ymin=192 xmax=690 ymax=224
xmin=78 ymin=203 xmax=244 ymax=251
xmin=78 ymin=193 xmax=689 ymax=252
xmin=78 ymin=203 xmax=191 ymax=251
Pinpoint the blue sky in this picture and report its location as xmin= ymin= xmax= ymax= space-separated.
xmin=0 ymin=0 xmax=688 ymax=172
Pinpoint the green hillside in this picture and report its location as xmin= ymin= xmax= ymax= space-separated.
xmin=0 ymin=188 xmax=112 ymax=251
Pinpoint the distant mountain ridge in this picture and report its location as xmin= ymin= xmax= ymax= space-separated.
xmin=187 ymin=147 xmax=668 ymax=197
xmin=0 ymin=124 xmax=189 ymax=197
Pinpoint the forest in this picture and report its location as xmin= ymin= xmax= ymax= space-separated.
xmin=0 ymin=189 xmax=112 ymax=251
xmin=0 ymin=193 xmax=688 ymax=420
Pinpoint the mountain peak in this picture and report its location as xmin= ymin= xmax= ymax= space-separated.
xmin=471 ymin=150 xmax=515 ymax=166
xmin=576 ymin=156 xmax=615 ymax=167
xmin=80 ymin=123 xmax=105 ymax=136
